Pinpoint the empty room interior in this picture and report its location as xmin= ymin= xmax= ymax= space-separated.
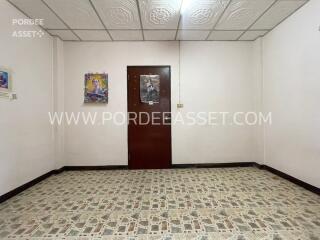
xmin=0 ymin=0 xmax=320 ymax=239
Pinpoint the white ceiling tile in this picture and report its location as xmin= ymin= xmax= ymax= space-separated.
xmin=109 ymin=30 xmax=143 ymax=40
xmin=208 ymin=30 xmax=243 ymax=40
xmin=176 ymin=30 xmax=210 ymax=40
xmin=239 ymin=30 xmax=267 ymax=40
xmin=216 ymin=0 xmax=275 ymax=30
xmin=251 ymin=0 xmax=307 ymax=30
xmin=179 ymin=0 xmax=229 ymax=29
xmin=9 ymin=0 xmax=67 ymax=29
xmin=144 ymin=30 xmax=176 ymax=40
xmin=48 ymin=30 xmax=79 ymax=41
xmin=74 ymin=30 xmax=111 ymax=41
xmin=91 ymin=0 xmax=141 ymax=29
xmin=10 ymin=0 xmax=308 ymax=41
xmin=43 ymin=0 xmax=104 ymax=29
xmin=139 ymin=0 xmax=182 ymax=29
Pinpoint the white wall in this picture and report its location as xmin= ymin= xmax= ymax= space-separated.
xmin=64 ymin=42 xmax=179 ymax=166
xmin=63 ymin=41 xmax=259 ymax=166
xmin=261 ymin=0 xmax=320 ymax=187
xmin=175 ymin=42 xmax=260 ymax=164
xmin=0 ymin=1 xmax=55 ymax=195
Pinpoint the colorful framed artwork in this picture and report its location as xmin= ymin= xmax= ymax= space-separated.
xmin=140 ymin=75 xmax=160 ymax=104
xmin=84 ymin=73 xmax=108 ymax=103
xmin=0 ymin=70 xmax=9 ymax=91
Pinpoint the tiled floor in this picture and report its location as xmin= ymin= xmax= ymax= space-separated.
xmin=0 ymin=167 xmax=319 ymax=240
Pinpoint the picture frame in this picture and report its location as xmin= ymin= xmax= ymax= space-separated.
xmin=140 ymin=75 xmax=160 ymax=104
xmin=84 ymin=73 xmax=108 ymax=103
xmin=0 ymin=69 xmax=10 ymax=92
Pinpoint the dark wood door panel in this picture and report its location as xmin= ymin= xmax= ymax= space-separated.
xmin=127 ymin=66 xmax=171 ymax=169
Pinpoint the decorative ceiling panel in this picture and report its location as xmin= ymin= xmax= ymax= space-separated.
xmin=43 ymin=0 xmax=104 ymax=29
xmin=8 ymin=0 xmax=309 ymax=41
xmin=239 ymin=30 xmax=267 ymax=40
xmin=139 ymin=0 xmax=182 ymax=29
xmin=48 ymin=30 xmax=79 ymax=41
xmin=109 ymin=30 xmax=143 ymax=40
xmin=176 ymin=30 xmax=210 ymax=40
xmin=91 ymin=0 xmax=141 ymax=29
xmin=251 ymin=0 xmax=307 ymax=30
xmin=207 ymin=30 xmax=243 ymax=40
xmin=144 ymin=30 xmax=176 ymax=40
xmin=74 ymin=30 xmax=111 ymax=41
xmin=216 ymin=0 xmax=275 ymax=30
xmin=179 ymin=0 xmax=229 ymax=29
xmin=9 ymin=0 xmax=67 ymax=29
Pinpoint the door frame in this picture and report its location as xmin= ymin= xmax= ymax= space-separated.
xmin=126 ymin=65 xmax=172 ymax=169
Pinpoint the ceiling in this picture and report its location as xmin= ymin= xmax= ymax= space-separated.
xmin=8 ymin=0 xmax=309 ymax=41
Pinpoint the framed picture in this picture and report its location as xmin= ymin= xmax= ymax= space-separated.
xmin=0 ymin=70 xmax=10 ymax=91
xmin=84 ymin=73 xmax=108 ymax=103
xmin=140 ymin=75 xmax=160 ymax=104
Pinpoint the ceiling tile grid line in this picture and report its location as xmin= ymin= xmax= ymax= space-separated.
xmin=47 ymin=29 xmax=79 ymax=41
xmin=6 ymin=0 xmax=310 ymax=41
xmin=177 ymin=30 xmax=210 ymax=40
xmin=41 ymin=0 xmax=81 ymax=41
xmin=174 ymin=0 xmax=184 ymax=40
xmin=43 ymin=0 xmax=105 ymax=29
xmin=208 ymin=30 xmax=244 ymax=41
xmin=74 ymin=30 xmax=111 ymax=41
xmin=42 ymin=28 xmax=272 ymax=31
xmin=244 ymin=0 xmax=309 ymax=41
xmin=254 ymin=0 xmax=309 ymax=35
xmin=251 ymin=0 xmax=309 ymax=30
xmin=215 ymin=0 xmax=277 ymax=30
xmin=9 ymin=0 xmax=67 ymax=29
xmin=205 ymin=0 xmax=233 ymax=40
xmin=236 ymin=0 xmax=278 ymax=41
xmin=88 ymin=0 xmax=113 ymax=41
xmin=135 ymin=0 xmax=145 ymax=40
xmin=145 ymin=30 xmax=176 ymax=40
xmin=239 ymin=30 xmax=268 ymax=41
xmin=62 ymin=39 xmax=254 ymax=42
xmin=109 ymin=30 xmax=143 ymax=40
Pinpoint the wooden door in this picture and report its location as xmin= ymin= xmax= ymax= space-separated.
xmin=127 ymin=66 xmax=171 ymax=169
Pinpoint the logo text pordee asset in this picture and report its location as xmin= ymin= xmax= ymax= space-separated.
xmin=12 ymin=18 xmax=45 ymax=38
xmin=48 ymin=111 xmax=272 ymax=126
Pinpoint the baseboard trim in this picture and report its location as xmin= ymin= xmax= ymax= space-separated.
xmin=258 ymin=164 xmax=320 ymax=195
xmin=172 ymin=162 xmax=256 ymax=168
xmin=63 ymin=165 xmax=128 ymax=171
xmin=53 ymin=167 xmax=65 ymax=174
xmin=1 ymin=162 xmax=318 ymax=204
xmin=0 ymin=169 xmax=58 ymax=204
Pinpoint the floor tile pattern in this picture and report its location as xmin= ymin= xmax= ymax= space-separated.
xmin=0 ymin=167 xmax=319 ymax=239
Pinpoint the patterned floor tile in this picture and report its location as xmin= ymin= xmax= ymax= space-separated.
xmin=0 ymin=168 xmax=319 ymax=239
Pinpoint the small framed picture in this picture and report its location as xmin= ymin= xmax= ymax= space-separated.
xmin=0 ymin=70 xmax=10 ymax=92
xmin=84 ymin=73 xmax=108 ymax=103
xmin=140 ymin=75 xmax=160 ymax=104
